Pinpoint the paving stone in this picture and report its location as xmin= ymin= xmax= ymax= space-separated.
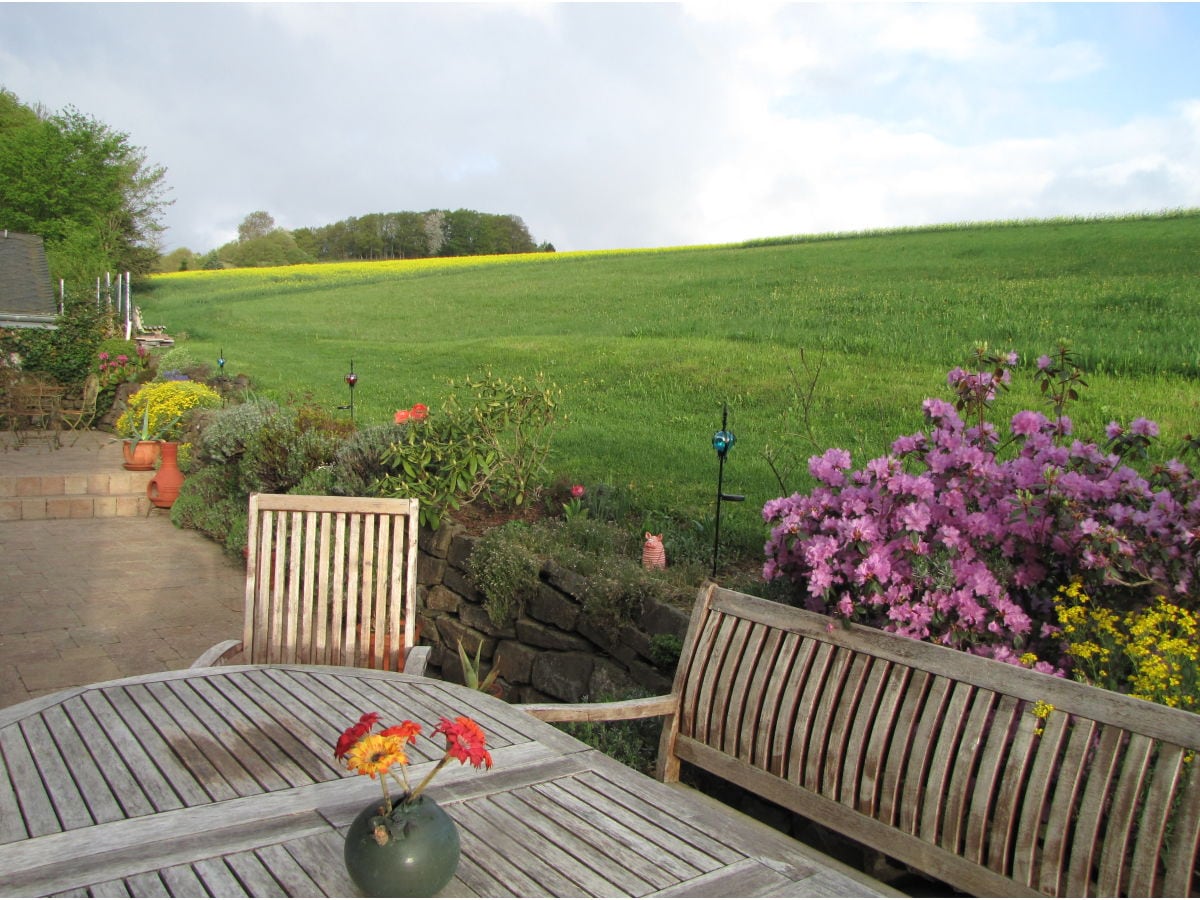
xmin=0 ymin=432 xmax=246 ymax=704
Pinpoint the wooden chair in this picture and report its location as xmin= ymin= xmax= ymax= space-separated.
xmin=193 ymin=493 xmax=429 ymax=675
xmin=59 ymin=373 xmax=100 ymax=440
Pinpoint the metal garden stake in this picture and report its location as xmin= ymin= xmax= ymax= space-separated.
xmin=712 ymin=403 xmax=744 ymax=577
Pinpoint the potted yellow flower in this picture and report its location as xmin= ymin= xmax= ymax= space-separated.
xmin=335 ymin=711 xmax=492 ymax=897
xmin=115 ymin=382 xmax=221 ymax=496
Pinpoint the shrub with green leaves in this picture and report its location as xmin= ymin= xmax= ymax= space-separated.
xmin=329 ymin=423 xmax=409 ymax=496
xmin=194 ymin=397 xmax=280 ymax=465
xmin=468 ymin=522 xmax=542 ymax=625
xmin=377 ymin=371 xmax=560 ymax=529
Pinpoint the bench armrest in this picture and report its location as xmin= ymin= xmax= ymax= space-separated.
xmin=515 ymin=694 xmax=677 ymax=723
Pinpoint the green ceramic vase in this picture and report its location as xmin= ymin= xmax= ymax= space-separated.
xmin=343 ymin=795 xmax=460 ymax=897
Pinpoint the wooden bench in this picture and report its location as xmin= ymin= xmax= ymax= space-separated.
xmin=518 ymin=584 xmax=1200 ymax=897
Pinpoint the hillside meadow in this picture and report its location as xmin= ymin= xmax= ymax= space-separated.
xmin=143 ymin=212 xmax=1200 ymax=557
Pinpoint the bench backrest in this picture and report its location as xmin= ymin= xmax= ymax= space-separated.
xmin=243 ymin=493 xmax=420 ymax=671
xmin=662 ymin=585 xmax=1200 ymax=897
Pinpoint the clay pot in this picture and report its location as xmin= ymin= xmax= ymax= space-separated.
xmin=147 ymin=441 xmax=184 ymax=508
xmin=121 ymin=439 xmax=161 ymax=471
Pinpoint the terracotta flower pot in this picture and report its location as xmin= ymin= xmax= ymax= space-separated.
xmin=147 ymin=441 xmax=185 ymax=508
xmin=121 ymin=439 xmax=161 ymax=471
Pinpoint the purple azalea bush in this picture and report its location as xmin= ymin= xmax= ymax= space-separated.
xmin=762 ymin=353 xmax=1200 ymax=670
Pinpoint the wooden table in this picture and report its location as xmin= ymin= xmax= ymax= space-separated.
xmin=0 ymin=665 xmax=894 ymax=897
xmin=3 ymin=381 xmax=63 ymax=448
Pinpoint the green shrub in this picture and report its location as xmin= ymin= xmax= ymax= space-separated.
xmin=238 ymin=409 xmax=342 ymax=495
xmin=329 ymin=423 xmax=408 ymax=496
xmin=194 ymin=397 xmax=280 ymax=465
xmin=467 ymin=521 xmax=542 ymax=624
xmin=649 ymin=633 xmax=684 ymax=671
xmin=377 ymin=371 xmax=560 ymax=529
xmin=170 ymin=466 xmax=246 ymax=558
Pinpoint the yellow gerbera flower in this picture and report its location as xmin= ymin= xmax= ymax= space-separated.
xmin=345 ymin=733 xmax=407 ymax=779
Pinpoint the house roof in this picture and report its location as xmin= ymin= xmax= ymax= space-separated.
xmin=0 ymin=231 xmax=57 ymax=329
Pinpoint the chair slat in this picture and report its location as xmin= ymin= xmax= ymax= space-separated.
xmin=738 ymin=627 xmax=784 ymax=768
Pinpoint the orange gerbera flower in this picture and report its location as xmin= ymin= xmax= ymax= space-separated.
xmin=345 ymin=733 xmax=408 ymax=779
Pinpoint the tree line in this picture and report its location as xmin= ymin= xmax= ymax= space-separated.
xmin=1 ymin=86 xmax=552 ymax=283
xmin=163 ymin=208 xmax=552 ymax=272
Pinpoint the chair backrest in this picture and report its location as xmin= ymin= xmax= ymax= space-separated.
xmin=243 ymin=493 xmax=421 ymax=670
xmin=80 ymin=373 xmax=99 ymax=408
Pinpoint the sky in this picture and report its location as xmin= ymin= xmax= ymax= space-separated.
xmin=2 ymin=2 xmax=1199 ymax=254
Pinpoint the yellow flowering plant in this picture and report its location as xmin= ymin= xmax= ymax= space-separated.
xmin=1053 ymin=577 xmax=1200 ymax=711
xmin=115 ymin=380 xmax=221 ymax=443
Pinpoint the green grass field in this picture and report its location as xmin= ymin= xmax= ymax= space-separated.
xmin=143 ymin=212 xmax=1200 ymax=555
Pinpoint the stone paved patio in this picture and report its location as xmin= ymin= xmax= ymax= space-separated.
xmin=0 ymin=432 xmax=243 ymax=707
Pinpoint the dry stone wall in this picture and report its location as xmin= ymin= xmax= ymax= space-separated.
xmin=415 ymin=524 xmax=691 ymax=703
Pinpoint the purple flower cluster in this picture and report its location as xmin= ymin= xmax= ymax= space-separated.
xmin=763 ymin=382 xmax=1200 ymax=668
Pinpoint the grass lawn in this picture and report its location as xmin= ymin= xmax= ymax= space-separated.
xmin=143 ymin=211 xmax=1200 ymax=558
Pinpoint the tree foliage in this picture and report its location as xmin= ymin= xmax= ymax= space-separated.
xmin=0 ymin=87 xmax=171 ymax=282
xmin=293 ymin=209 xmax=542 ymax=262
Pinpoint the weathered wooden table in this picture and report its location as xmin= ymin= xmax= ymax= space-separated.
xmin=0 ymin=665 xmax=894 ymax=897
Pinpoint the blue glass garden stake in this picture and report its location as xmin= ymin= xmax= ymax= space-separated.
xmin=712 ymin=404 xmax=744 ymax=577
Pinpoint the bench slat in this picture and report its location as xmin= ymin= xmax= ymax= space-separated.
xmin=787 ymin=642 xmax=837 ymax=789
xmin=878 ymin=669 xmax=931 ymax=828
xmin=1129 ymin=742 xmax=1186 ymax=896
xmin=858 ymin=662 xmax=909 ymax=819
xmin=1162 ymin=754 xmax=1200 ymax=897
xmin=900 ymin=674 xmax=952 ymax=837
xmin=942 ymin=684 xmax=996 ymax=858
xmin=1036 ymin=717 xmax=1097 ymax=895
xmin=827 ymin=654 xmax=877 ymax=805
xmin=746 ymin=628 xmax=791 ymax=771
xmin=921 ymin=679 xmax=974 ymax=849
xmin=1097 ymin=732 xmax=1154 ymax=896
xmin=839 ymin=657 xmax=890 ymax=811
xmin=768 ymin=636 xmax=818 ymax=779
xmin=810 ymin=646 xmax=857 ymax=798
xmin=1013 ymin=704 xmax=1070 ymax=885
xmin=1066 ymin=725 xmax=1125 ymax=896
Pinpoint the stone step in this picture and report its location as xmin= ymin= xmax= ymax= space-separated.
xmin=0 ymin=470 xmax=155 ymax=520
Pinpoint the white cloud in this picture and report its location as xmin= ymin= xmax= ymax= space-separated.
xmin=1 ymin=3 xmax=1195 ymax=253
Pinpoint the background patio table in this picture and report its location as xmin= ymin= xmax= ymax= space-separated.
xmin=0 ymin=664 xmax=895 ymax=897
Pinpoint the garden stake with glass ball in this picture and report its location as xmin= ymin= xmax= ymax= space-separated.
xmin=340 ymin=360 xmax=358 ymax=421
xmin=712 ymin=403 xmax=744 ymax=578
